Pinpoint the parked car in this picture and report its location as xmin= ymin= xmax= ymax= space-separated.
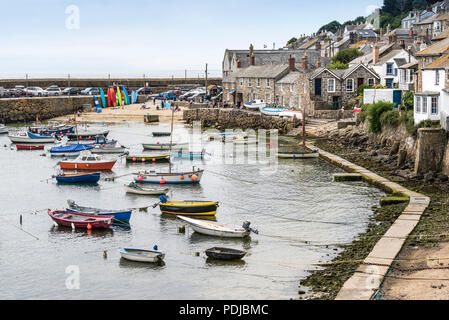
xmin=136 ymin=87 xmax=152 ymax=95
xmin=80 ymin=87 xmax=100 ymax=95
xmin=45 ymin=87 xmax=62 ymax=96
xmin=26 ymin=87 xmax=47 ymax=97
xmin=61 ymin=87 xmax=79 ymax=96
xmin=0 ymin=87 xmax=7 ymax=98
xmin=13 ymin=85 xmax=26 ymax=97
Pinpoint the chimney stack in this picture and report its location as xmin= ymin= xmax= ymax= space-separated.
xmin=373 ymin=45 xmax=379 ymax=64
xmin=409 ymin=27 xmax=414 ymax=38
xmin=237 ymin=59 xmax=241 ymax=69
xmin=249 ymin=44 xmax=255 ymax=66
xmin=317 ymin=56 xmax=322 ymax=68
xmin=288 ymin=55 xmax=296 ymax=71
xmin=301 ymin=52 xmax=308 ymax=71
xmin=315 ymin=41 xmax=322 ymax=51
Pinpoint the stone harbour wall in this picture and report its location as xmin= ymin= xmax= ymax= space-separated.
xmin=183 ymin=108 xmax=301 ymax=134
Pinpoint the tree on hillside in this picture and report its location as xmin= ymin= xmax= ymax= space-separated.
xmin=287 ymin=37 xmax=297 ymax=46
xmin=412 ymin=0 xmax=428 ymax=10
xmin=342 ymin=16 xmax=366 ymax=27
xmin=331 ymin=48 xmax=364 ymax=65
xmin=317 ymin=20 xmax=342 ymax=34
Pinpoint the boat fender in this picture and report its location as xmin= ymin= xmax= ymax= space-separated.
xmin=87 ymin=223 xmax=92 ymax=230
xmin=138 ymin=176 xmax=144 ymax=181
xmin=153 ymin=245 xmax=158 ymax=250
xmin=159 ymin=195 xmax=168 ymax=203
xmin=180 ymin=176 xmax=185 ymax=180
xmin=191 ymin=175 xmax=198 ymax=181
xmin=160 ymin=179 xmax=166 ymax=185
xmin=71 ymin=223 xmax=75 ymax=230
xmin=152 ymin=158 xmax=156 ymax=162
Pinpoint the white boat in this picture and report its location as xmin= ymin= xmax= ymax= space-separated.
xmin=119 ymin=248 xmax=165 ymax=263
xmin=142 ymin=142 xmax=189 ymax=151
xmin=91 ymin=145 xmax=127 ymax=154
xmin=259 ymin=107 xmax=289 ymax=116
xmin=8 ymin=132 xmax=55 ymax=144
xmin=125 ymin=182 xmax=169 ymax=195
xmin=279 ymin=110 xmax=303 ymax=120
xmin=277 ymin=151 xmax=319 ymax=159
xmin=134 ymin=168 xmax=204 ymax=184
xmin=178 ymin=216 xmax=256 ymax=238
xmin=0 ymin=124 xmax=8 ymax=134
xmin=244 ymin=99 xmax=266 ymax=110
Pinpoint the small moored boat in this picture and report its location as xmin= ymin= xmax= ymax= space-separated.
xmin=16 ymin=144 xmax=44 ymax=151
xmin=259 ymin=106 xmax=289 ymax=116
xmin=48 ymin=210 xmax=113 ymax=229
xmin=0 ymin=124 xmax=9 ymax=134
xmin=158 ymin=196 xmax=219 ymax=216
xmin=55 ymin=172 xmax=101 ymax=184
xmin=67 ymin=200 xmax=132 ymax=222
xmin=67 ymin=130 xmax=110 ymax=141
xmin=125 ymin=182 xmax=169 ymax=196
xmin=50 ymin=144 xmax=93 ymax=157
xmin=134 ymin=168 xmax=203 ymax=184
xmin=8 ymin=132 xmax=56 ymax=144
xmin=178 ymin=216 xmax=258 ymax=238
xmin=205 ymin=247 xmax=247 ymax=260
xmin=244 ymin=99 xmax=266 ymax=110
xmin=171 ymin=149 xmax=206 ymax=159
xmin=119 ymin=248 xmax=165 ymax=263
xmin=142 ymin=142 xmax=189 ymax=151
xmin=59 ymin=150 xmax=117 ymax=170
xmin=277 ymin=150 xmax=319 ymax=159
xmin=152 ymin=132 xmax=171 ymax=137
xmin=126 ymin=154 xmax=170 ymax=163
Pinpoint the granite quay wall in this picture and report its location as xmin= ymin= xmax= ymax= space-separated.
xmin=0 ymin=95 xmax=151 ymax=124
xmin=183 ymin=108 xmax=301 ymax=134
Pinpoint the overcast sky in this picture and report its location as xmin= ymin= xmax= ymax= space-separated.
xmin=0 ymin=0 xmax=383 ymax=78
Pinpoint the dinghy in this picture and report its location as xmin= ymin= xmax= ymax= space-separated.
xmin=142 ymin=142 xmax=189 ymax=151
xmin=126 ymin=154 xmax=170 ymax=163
xmin=67 ymin=200 xmax=132 ymax=222
xmin=59 ymin=150 xmax=117 ymax=170
xmin=178 ymin=216 xmax=259 ymax=238
xmin=8 ymin=132 xmax=56 ymax=143
xmin=134 ymin=168 xmax=204 ymax=184
xmin=48 ymin=210 xmax=113 ymax=229
xmin=55 ymin=172 xmax=101 ymax=184
xmin=243 ymin=99 xmax=266 ymax=110
xmin=171 ymin=149 xmax=206 ymax=159
xmin=157 ymin=197 xmax=219 ymax=216
xmin=91 ymin=144 xmax=126 ymax=154
xmin=152 ymin=132 xmax=171 ymax=137
xmin=0 ymin=124 xmax=9 ymax=134
xmin=119 ymin=248 xmax=165 ymax=263
xmin=259 ymin=106 xmax=289 ymax=116
xmin=125 ymin=182 xmax=169 ymax=195
xmin=16 ymin=144 xmax=44 ymax=150
xmin=205 ymin=247 xmax=247 ymax=260
xmin=67 ymin=130 xmax=110 ymax=141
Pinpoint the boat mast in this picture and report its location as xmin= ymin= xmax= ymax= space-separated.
xmin=302 ymin=108 xmax=306 ymax=150
xmin=169 ymin=105 xmax=175 ymax=173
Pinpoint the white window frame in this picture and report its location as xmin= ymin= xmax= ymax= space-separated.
xmin=436 ymin=70 xmax=440 ymax=85
xmin=290 ymin=83 xmax=294 ymax=92
xmin=327 ymin=79 xmax=335 ymax=93
xmin=239 ymin=78 xmax=243 ymax=86
xmin=280 ymin=84 xmax=284 ymax=92
xmin=266 ymin=79 xmax=271 ymax=88
xmin=298 ymin=97 xmax=302 ymax=109
xmin=248 ymin=78 xmax=252 ymax=87
xmin=346 ymin=78 xmax=354 ymax=92
xmin=225 ymin=83 xmax=229 ymax=90
xmin=257 ymin=78 xmax=261 ymax=88
xmin=416 ymin=96 xmax=421 ymax=113
xmin=289 ymin=96 xmax=293 ymax=107
xmin=422 ymin=96 xmax=427 ymax=114
xmin=266 ymin=94 xmax=271 ymax=104
xmin=431 ymin=97 xmax=438 ymax=115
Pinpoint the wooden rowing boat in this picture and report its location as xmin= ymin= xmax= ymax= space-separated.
xmin=126 ymin=154 xmax=170 ymax=163
xmin=178 ymin=216 xmax=258 ymax=238
xmin=48 ymin=210 xmax=113 ymax=229
xmin=159 ymin=200 xmax=219 ymax=216
xmin=134 ymin=168 xmax=203 ymax=184
xmin=205 ymin=247 xmax=247 ymax=260
xmin=16 ymin=144 xmax=44 ymax=150
xmin=67 ymin=200 xmax=132 ymax=222
xmin=142 ymin=142 xmax=189 ymax=151
xmin=55 ymin=172 xmax=101 ymax=184
xmin=119 ymin=248 xmax=165 ymax=263
xmin=125 ymin=182 xmax=169 ymax=195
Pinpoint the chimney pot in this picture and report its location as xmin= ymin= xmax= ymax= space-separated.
xmin=288 ymin=55 xmax=296 ymax=71
xmin=373 ymin=45 xmax=380 ymax=64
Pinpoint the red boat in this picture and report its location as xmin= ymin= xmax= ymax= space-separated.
xmin=48 ymin=210 xmax=114 ymax=229
xmin=59 ymin=151 xmax=117 ymax=170
xmin=16 ymin=144 xmax=45 ymax=150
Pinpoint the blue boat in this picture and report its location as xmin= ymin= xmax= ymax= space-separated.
xmin=50 ymin=144 xmax=93 ymax=156
xmin=66 ymin=200 xmax=132 ymax=222
xmin=56 ymin=172 xmax=101 ymax=184
xmin=27 ymin=131 xmax=55 ymax=139
xmin=29 ymin=125 xmax=74 ymax=136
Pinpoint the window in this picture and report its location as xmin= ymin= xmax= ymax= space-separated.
xmin=266 ymin=94 xmax=271 ymax=104
xmin=432 ymin=97 xmax=438 ymax=114
xmin=328 ymin=79 xmax=335 ymax=92
xmin=408 ymin=70 xmax=414 ymax=83
xmin=225 ymin=83 xmax=229 ymax=90
xmin=416 ymin=96 xmax=421 ymax=113
xmin=368 ymin=78 xmax=375 ymax=86
xmin=280 ymin=84 xmax=284 ymax=92
xmin=281 ymin=96 xmax=285 ymax=106
xmin=290 ymin=84 xmax=294 ymax=92
xmin=289 ymin=96 xmax=293 ymax=107
xmin=239 ymin=78 xmax=243 ymax=86
xmin=435 ymin=70 xmax=440 ymax=85
xmin=257 ymin=78 xmax=261 ymax=87
xmin=231 ymin=83 xmax=235 ymax=89
xmin=422 ymin=97 xmax=427 ymax=113
xmin=248 ymin=78 xmax=252 ymax=87
xmin=266 ymin=79 xmax=271 ymax=88
xmin=298 ymin=97 xmax=302 ymax=109
xmin=346 ymin=79 xmax=354 ymax=92
xmin=275 ymin=95 xmax=279 ymax=105
xmin=401 ymin=70 xmax=407 ymax=83
xmin=254 ymin=93 xmax=258 ymax=100
xmin=386 ymin=63 xmax=394 ymax=75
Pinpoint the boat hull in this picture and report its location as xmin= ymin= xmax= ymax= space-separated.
xmin=277 ymin=152 xmax=319 ymax=159
xmin=67 ymin=131 xmax=109 ymax=141
xmin=9 ymin=135 xmax=55 ymax=143
xmin=56 ymin=173 xmax=101 ymax=184
xmin=205 ymin=247 xmax=246 ymax=260
xmin=135 ymin=170 xmax=203 ymax=184
xmin=160 ymin=201 xmax=218 ymax=216
xmin=59 ymin=161 xmax=116 ymax=170
xmin=126 ymin=155 xmax=170 ymax=163
xmin=125 ymin=185 xmax=169 ymax=195
xmin=16 ymin=144 xmax=44 ymax=150
xmin=119 ymin=249 xmax=165 ymax=263
xmin=178 ymin=216 xmax=250 ymax=238
xmin=48 ymin=210 xmax=113 ymax=229
xmin=67 ymin=202 xmax=132 ymax=222
xmin=142 ymin=143 xmax=188 ymax=151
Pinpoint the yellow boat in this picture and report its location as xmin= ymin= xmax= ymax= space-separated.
xmin=126 ymin=154 xmax=170 ymax=163
xmin=159 ymin=201 xmax=219 ymax=216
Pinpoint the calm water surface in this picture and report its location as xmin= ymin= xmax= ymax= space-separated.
xmin=0 ymin=122 xmax=384 ymax=299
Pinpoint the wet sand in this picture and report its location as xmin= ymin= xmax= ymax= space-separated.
xmin=52 ymin=100 xmax=185 ymax=124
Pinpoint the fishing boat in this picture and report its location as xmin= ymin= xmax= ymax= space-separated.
xmin=142 ymin=142 xmax=189 ymax=151
xmin=134 ymin=168 xmax=204 ymax=184
xmin=259 ymin=106 xmax=289 ymax=116
xmin=67 ymin=200 xmax=132 ymax=222
xmin=125 ymin=182 xmax=169 ymax=195
xmin=171 ymin=149 xmax=206 ymax=159
xmin=48 ymin=210 xmax=113 ymax=229
xmin=8 ymin=131 xmax=56 ymax=144
xmin=67 ymin=136 xmax=117 ymax=146
xmin=157 ymin=197 xmax=219 ymax=216
xmin=126 ymin=154 xmax=170 ymax=163
xmin=16 ymin=144 xmax=44 ymax=150
xmin=29 ymin=122 xmax=74 ymax=136
xmin=243 ymin=99 xmax=266 ymax=110
xmin=59 ymin=150 xmax=117 ymax=170
xmin=55 ymin=172 xmax=101 ymax=184
xmin=49 ymin=144 xmax=93 ymax=157
xmin=0 ymin=124 xmax=9 ymax=134
xmin=178 ymin=216 xmax=259 ymax=238
xmin=277 ymin=150 xmax=319 ymax=159
xmin=205 ymin=247 xmax=247 ymax=260
xmin=152 ymin=132 xmax=172 ymax=137
xmin=119 ymin=248 xmax=165 ymax=263
xmin=67 ymin=130 xmax=110 ymax=141
xmin=279 ymin=110 xmax=303 ymax=120
xmin=91 ymin=144 xmax=126 ymax=154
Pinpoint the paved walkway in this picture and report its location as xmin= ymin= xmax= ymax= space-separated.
xmin=307 ymin=142 xmax=430 ymax=300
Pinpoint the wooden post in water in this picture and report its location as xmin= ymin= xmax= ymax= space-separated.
xmin=302 ymin=109 xmax=306 ymax=150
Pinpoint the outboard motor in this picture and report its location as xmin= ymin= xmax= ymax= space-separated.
xmin=243 ymin=221 xmax=259 ymax=234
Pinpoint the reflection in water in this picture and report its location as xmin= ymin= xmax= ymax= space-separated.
xmin=119 ymin=258 xmax=166 ymax=270
xmin=49 ymin=225 xmax=114 ymax=238
xmin=205 ymin=258 xmax=246 ymax=268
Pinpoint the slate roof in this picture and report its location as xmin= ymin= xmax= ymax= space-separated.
xmin=276 ymin=72 xmax=303 ymax=84
xmin=232 ymin=65 xmax=290 ymax=79
xmin=424 ymin=53 xmax=449 ymax=69
xmin=416 ymin=37 xmax=449 ymax=56
xmin=350 ymin=43 xmax=395 ymax=65
xmin=433 ymin=28 xmax=449 ymax=41
xmin=372 ymin=49 xmax=405 ymax=66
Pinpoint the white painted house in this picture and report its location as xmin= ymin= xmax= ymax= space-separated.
xmin=370 ymin=49 xmax=417 ymax=89
xmin=414 ymin=54 xmax=449 ymax=126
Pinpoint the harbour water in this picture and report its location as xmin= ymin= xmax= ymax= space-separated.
xmin=0 ymin=122 xmax=384 ymax=299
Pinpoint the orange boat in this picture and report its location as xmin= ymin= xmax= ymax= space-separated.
xmin=59 ymin=150 xmax=117 ymax=170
